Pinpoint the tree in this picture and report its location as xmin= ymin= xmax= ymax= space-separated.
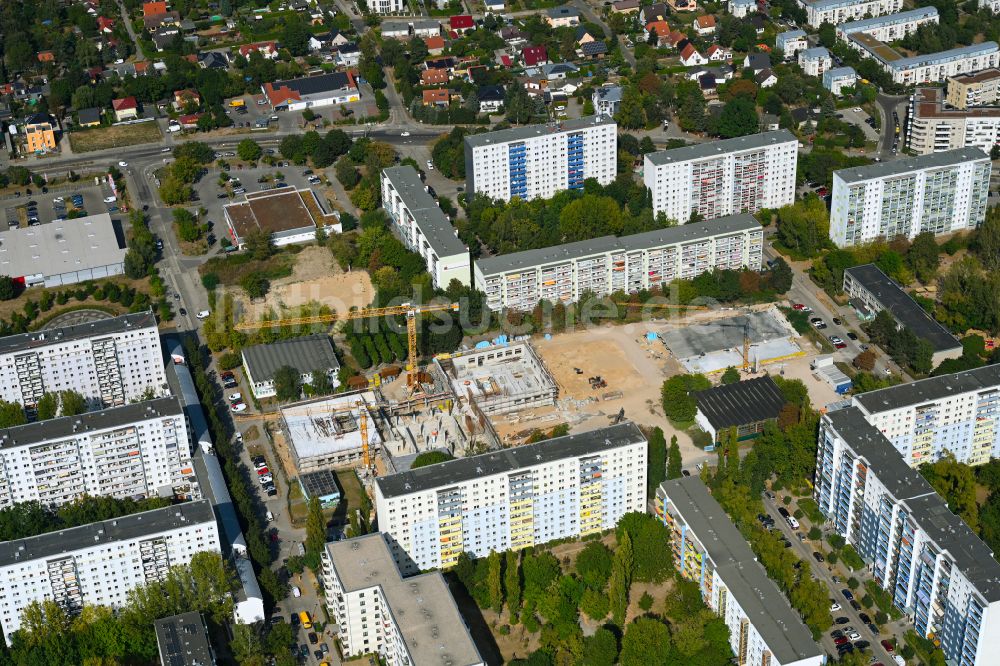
xmin=647 ymin=426 xmax=667 ymax=495
xmin=581 ymin=627 xmax=618 ymax=666
xmin=976 ymin=208 xmax=1000 ymax=271
xmin=576 ymin=541 xmax=613 ymax=589
xmin=620 ymin=617 xmax=673 ymax=666
xmin=920 ymin=452 xmax=979 ymax=530
xmin=504 ymin=550 xmax=521 ymax=615
xmin=36 ymin=393 xmax=59 ymax=421
xmin=853 ymin=349 xmax=876 ymax=371
xmin=237 ymin=139 xmax=262 ymax=163
xmin=661 ymin=373 xmax=711 ymax=424
xmin=273 ymin=365 xmax=302 ymax=402
xmin=769 ymin=256 xmax=793 ymax=293
xmin=309 ymin=370 xmax=333 ymax=396
xmin=305 ymin=496 xmax=326 ymax=558
xmin=608 ymin=530 xmax=633 ymax=625
xmin=775 ymin=196 xmax=830 ymax=258
xmin=60 ymin=390 xmax=87 ymax=416
xmin=240 ymin=272 xmax=269 ymax=299
xmin=486 ymin=550 xmax=503 ymax=612
xmin=581 ymin=587 xmax=610 ymax=620
xmin=617 ymin=512 xmax=672 ymax=583
xmin=667 ymin=435 xmax=683 ymax=480
xmin=717 ymin=97 xmax=759 ymax=138
xmin=411 ymin=451 xmax=454 ymax=468
xmin=243 ymin=229 xmax=274 ymax=261
xmin=0 ymin=275 xmax=19 ymax=300
xmin=907 ymin=231 xmax=940 ymax=283
xmin=721 ymin=367 xmax=740 ymax=385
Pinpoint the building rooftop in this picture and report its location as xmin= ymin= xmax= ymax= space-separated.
xmin=299 ymin=469 xmax=342 ymax=500
xmin=693 ymin=375 xmax=787 ymax=432
xmin=464 ymin=115 xmax=615 ymax=150
xmin=824 ymin=66 xmax=857 ymax=80
xmin=949 ymin=68 xmax=1000 ymax=85
xmin=659 ymin=477 xmax=824 ymax=663
xmin=263 ymin=72 xmax=355 ymax=106
xmin=475 ymin=214 xmax=760 ymax=276
xmin=776 ymin=29 xmax=807 ymax=40
xmin=377 ymin=422 xmax=645 ymax=498
xmin=282 ymin=391 xmax=382 ymax=461
xmin=225 ymin=186 xmax=335 ymax=241
xmin=911 ymin=86 xmax=1000 ymax=119
xmin=854 ymin=364 xmax=1000 ymax=415
xmin=800 ymin=46 xmax=830 ymax=59
xmin=890 ymin=42 xmax=999 ymax=70
xmin=155 ymin=611 xmax=214 ymax=666
xmin=844 ymin=264 xmax=961 ymax=354
xmin=0 ymin=212 xmax=126 ymax=281
xmin=834 ymin=147 xmax=988 ymax=184
xmin=848 ymin=32 xmax=902 ymax=62
xmin=242 ymin=334 xmax=339 ymax=383
xmin=383 ymin=166 xmax=468 ymax=258
xmin=0 ymin=310 xmax=156 ymax=356
xmin=326 ymin=534 xmax=483 ymax=666
xmin=645 ymin=130 xmax=795 ymax=166
xmin=0 ymin=500 xmax=215 ymax=567
xmin=836 ymin=7 xmax=938 ymax=34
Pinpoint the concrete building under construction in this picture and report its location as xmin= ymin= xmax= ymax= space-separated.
xmin=281 ymin=391 xmax=385 ymax=473
xmin=436 ymin=342 xmax=558 ymax=415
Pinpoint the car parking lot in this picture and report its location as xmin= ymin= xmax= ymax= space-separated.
xmin=3 ymin=182 xmax=115 ymax=229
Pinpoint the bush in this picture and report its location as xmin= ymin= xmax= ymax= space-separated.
xmin=201 ymin=273 xmax=220 ymax=291
xmin=793 ymin=509 xmax=804 ymax=520
xmin=218 ymin=352 xmax=242 ymax=371
xmin=847 ymin=577 xmax=859 ymax=590
xmin=782 ymin=496 xmax=792 ymax=506
xmin=875 ymin=610 xmax=888 ymax=625
xmin=861 ymin=594 xmax=874 ymax=608
xmin=808 ymin=526 xmax=822 ymax=540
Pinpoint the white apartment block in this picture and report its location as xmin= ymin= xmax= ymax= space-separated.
xmin=844 ymin=36 xmax=1000 ymax=85
xmin=368 ymin=0 xmax=405 ymax=14
xmin=375 ymin=422 xmax=647 ymax=573
xmin=463 ymin=116 xmax=617 ymax=202
xmin=849 ymin=364 xmax=1000 ymax=467
xmin=979 ymin=0 xmax=1000 ymax=13
xmin=798 ymin=0 xmax=903 ymax=28
xmin=835 ymin=7 xmax=939 ymax=43
xmin=798 ymin=46 xmax=833 ymax=76
xmin=323 ymin=534 xmax=484 ymax=666
xmin=814 ymin=408 xmax=1000 ymax=666
xmin=0 ymin=397 xmax=197 ymax=508
xmin=775 ymin=30 xmax=808 ymax=60
xmin=0 ymin=312 xmax=166 ymax=411
xmin=644 ymin=131 xmax=798 ymax=223
xmin=907 ymin=87 xmax=1000 ymax=156
xmin=0 ymin=500 xmax=220 ymax=644
xmin=824 ymin=66 xmax=858 ymax=95
xmin=829 ymin=147 xmax=991 ymax=247
xmin=656 ymin=478 xmax=825 ymax=666
xmin=946 ymin=69 xmax=1000 ymax=109
xmin=474 ymin=214 xmax=763 ymax=312
xmin=381 ymin=166 xmax=471 ymax=288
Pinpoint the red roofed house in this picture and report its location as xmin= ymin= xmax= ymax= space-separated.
xmin=695 ymin=15 xmax=716 ymax=35
xmin=134 ymin=61 xmax=152 ymax=75
xmin=421 ymin=68 xmax=449 ymax=85
xmin=424 ymin=35 xmax=445 ymax=56
xmin=37 ymin=51 xmax=55 ymax=63
xmin=262 ymin=71 xmax=359 ymax=111
xmin=680 ymin=43 xmax=706 ymax=66
xmin=97 ymin=16 xmax=115 ymax=33
xmin=173 ymin=89 xmax=201 ymax=111
xmin=665 ymin=30 xmax=688 ymax=48
xmin=239 ymin=41 xmax=279 ymax=60
xmin=706 ymin=44 xmax=732 ymax=61
xmin=645 ymin=20 xmax=670 ymax=46
xmin=521 ymin=45 xmax=548 ymax=67
xmin=112 ymin=96 xmax=139 ymax=121
xmin=178 ymin=112 xmax=203 ymax=129
xmin=450 ymin=15 xmax=475 ymax=33
xmin=143 ymin=1 xmax=168 ymax=16
xmin=422 ymin=89 xmax=450 ymax=107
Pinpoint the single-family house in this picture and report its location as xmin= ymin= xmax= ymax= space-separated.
xmin=337 ymin=43 xmax=361 ymax=67
xmin=575 ymin=26 xmax=597 ymax=45
xmin=640 ymin=3 xmax=668 ymax=23
xmin=706 ymin=44 xmax=732 ymax=61
xmin=151 ymin=25 xmax=180 ymax=51
xmin=612 ymin=0 xmax=641 ymax=13
xmin=743 ymin=52 xmax=770 ymax=73
xmin=411 ymin=19 xmax=442 ymax=38
xmin=77 ymin=107 xmax=102 ymax=127
xmin=545 ymin=6 xmax=580 ymax=28
xmin=24 ymin=113 xmax=57 ymax=153
xmin=199 ymin=51 xmax=229 ymax=69
xmin=97 ymin=16 xmax=115 ymax=33
xmin=477 ymin=85 xmax=506 ymax=113
xmin=421 ymin=68 xmax=449 ymax=85
xmin=541 ymin=62 xmax=579 ymax=79
xmin=239 ymin=41 xmax=279 ymax=60
xmin=422 ymin=89 xmax=451 ymax=106
xmin=578 ymin=41 xmax=608 ymax=59
xmin=522 ymin=45 xmax=548 ymax=67
xmin=381 ymin=20 xmax=411 ymax=39
xmin=668 ymin=0 xmax=696 ymax=10
xmin=729 ymin=0 xmax=755 ymax=17
xmin=37 ymin=51 xmax=55 ymax=64
xmin=178 ymin=112 xmax=203 ymax=129
xmin=485 ymin=0 xmax=505 ymax=11
xmin=173 ymin=89 xmax=200 ymax=111
xmin=695 ymin=15 xmax=716 ymax=35
xmin=680 ymin=43 xmax=707 ymax=66
xmin=755 ymin=68 xmax=778 ymax=87
xmin=646 ymin=20 xmax=671 ymax=46
xmin=112 ymin=96 xmax=139 ymax=121
xmin=425 ymin=35 xmax=445 ymax=55
xmin=501 ymin=26 xmax=527 ymax=45
xmin=699 ymin=72 xmax=718 ymax=96
xmin=450 ymin=15 xmax=475 ymax=33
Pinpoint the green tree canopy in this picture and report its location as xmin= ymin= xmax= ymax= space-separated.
xmin=411 ymin=451 xmax=455 ymax=468
xmin=273 ymin=365 xmax=302 ymax=402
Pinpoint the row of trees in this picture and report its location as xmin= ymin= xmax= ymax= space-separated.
xmin=865 ymin=310 xmax=935 ymax=375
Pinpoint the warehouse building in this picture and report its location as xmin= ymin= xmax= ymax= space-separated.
xmin=241 ymin=334 xmax=340 ymax=400
xmin=906 ymin=87 xmax=1000 ymax=155
xmin=693 ymin=375 xmax=787 ymax=442
xmin=375 ymin=422 xmax=647 ymax=572
xmin=656 ymin=478 xmax=825 ymax=666
xmin=843 ymin=264 xmax=963 ymax=367
xmin=644 ymin=131 xmax=798 ymax=223
xmin=224 ymin=187 xmax=341 ymax=249
xmin=0 ymin=500 xmax=221 ymax=644
xmin=474 ymin=214 xmax=763 ymax=312
xmin=0 ymin=213 xmax=126 ymax=287
xmin=0 ymin=311 xmax=166 ymax=410
xmin=323 ymin=534 xmax=484 ymax=666
xmin=381 ymin=166 xmax=471 ymax=288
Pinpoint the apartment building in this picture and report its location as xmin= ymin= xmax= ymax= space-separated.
xmin=829 ymin=147 xmax=991 ymax=247
xmin=775 ymin=30 xmax=808 ymax=59
xmin=366 ymin=0 xmax=404 ymax=13
xmin=835 ymin=7 xmax=939 ymax=42
xmin=946 ymin=69 xmax=1000 ymax=108
xmin=978 ymin=0 xmax=1000 ymax=13
xmin=374 ymin=422 xmax=647 ymax=573
xmin=644 ymin=131 xmax=798 ymax=223
xmin=0 ymin=500 xmax=220 ymax=644
xmin=798 ymin=47 xmax=833 ymax=76
xmin=656 ymin=478 xmax=825 ymax=666
xmin=0 ymin=312 xmax=166 ymax=411
xmin=824 ymin=66 xmax=858 ymax=95
xmin=814 ymin=408 xmax=1000 ymax=666
xmin=845 ymin=35 xmax=1000 ymax=85
xmin=463 ymin=116 xmax=617 ymax=202
xmin=322 ymin=534 xmax=484 ymax=666
xmin=848 ymin=363 xmax=1000 ymax=466
xmin=473 ymin=214 xmax=763 ymax=312
xmin=906 ymin=87 xmax=1000 ymax=155
xmin=381 ymin=166 xmax=471 ymax=288
xmin=797 ymin=0 xmax=903 ymax=28
xmin=0 ymin=397 xmax=197 ymax=508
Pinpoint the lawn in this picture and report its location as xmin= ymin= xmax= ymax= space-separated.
xmin=68 ymin=121 xmax=163 ymax=153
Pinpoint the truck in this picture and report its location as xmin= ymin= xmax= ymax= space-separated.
xmin=229 ymin=98 xmax=246 ymax=108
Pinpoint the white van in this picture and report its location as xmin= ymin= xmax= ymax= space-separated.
xmin=787 ymin=516 xmax=800 ymax=530
xmin=266 ymin=510 xmax=274 ymax=522
xmin=291 ymin=585 xmax=301 ymax=598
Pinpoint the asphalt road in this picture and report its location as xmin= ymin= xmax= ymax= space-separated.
xmin=875 ymin=93 xmax=909 ymax=157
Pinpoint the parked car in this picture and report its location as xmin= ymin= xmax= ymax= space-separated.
xmin=259 ymin=474 xmax=273 ymax=484
xmin=881 ymin=640 xmax=895 ymax=652
xmin=847 ymin=631 xmax=861 ymax=641
xmin=835 ymin=616 xmax=849 ymax=625
xmin=230 ymin=402 xmax=247 ymax=413
xmin=228 ymin=392 xmax=242 ymax=403
xmin=830 ymin=602 xmax=841 ymax=612
xmin=196 ymin=310 xmax=211 ymax=319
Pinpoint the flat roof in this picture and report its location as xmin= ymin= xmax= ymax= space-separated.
xmin=326 ymin=534 xmax=483 ymax=666
xmin=891 ymin=42 xmax=999 ymax=70
xmin=475 ymin=214 xmax=760 ymax=276
xmin=805 ymin=0 xmax=880 ymax=10
xmin=0 ymin=310 xmax=157 ymax=356
xmin=645 ymin=130 xmax=796 ymax=166
xmin=0 ymin=499 xmax=215 ymax=567
xmin=0 ymin=397 xmax=182 ymax=450
xmin=776 ymin=29 xmax=807 ymax=40
xmin=659 ymin=477 xmax=823 ymax=663
xmin=377 ymin=422 xmax=646 ymax=498
xmin=242 ymin=334 xmax=339 ymax=382
xmin=826 ymin=408 xmax=1000 ymax=602
xmin=383 ymin=166 xmax=468 ymax=258
xmin=950 ymin=68 xmax=1000 ymax=84
xmin=464 ymin=115 xmax=615 ymax=150
xmin=225 ymin=187 xmax=326 ymax=240
xmin=282 ymin=391 xmax=382 ymax=460
xmin=848 ymin=32 xmax=901 ymax=62
xmin=911 ymin=86 xmax=1000 ymax=119
xmin=300 ymin=469 xmax=341 ymax=499
xmin=155 ymin=612 xmax=214 ymax=666
xmin=0 ymin=213 xmax=126 ymax=280
xmin=844 ymin=264 xmax=960 ymax=353
xmin=693 ymin=375 xmax=786 ymax=431
xmin=854 ymin=364 xmax=1000 ymax=414
xmin=836 ymin=7 xmax=938 ymax=34
xmin=834 ymin=147 xmax=988 ymax=184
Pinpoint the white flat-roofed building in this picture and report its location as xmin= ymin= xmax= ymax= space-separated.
xmin=824 ymin=66 xmax=858 ymax=94
xmin=846 ymin=34 xmax=1000 ymax=85
xmin=798 ymin=46 xmax=833 ymax=76
xmin=0 ymin=213 xmax=126 ymax=288
xmin=464 ymin=115 xmax=617 ymax=202
xmin=0 ymin=500 xmax=220 ymax=645
xmin=0 ymin=311 xmax=166 ymax=411
xmin=656 ymin=478 xmax=825 ymax=666
xmin=798 ymin=0 xmax=903 ymax=27
xmin=906 ymin=87 xmax=1000 ymax=155
xmin=323 ymin=534 xmax=484 ymax=666
xmin=280 ymin=390 xmax=383 ymax=473
xmin=835 ymin=7 xmax=938 ymax=42
xmin=375 ymin=422 xmax=647 ymax=572
xmin=369 ymin=0 xmax=404 ymax=13
xmin=381 ymin=166 xmax=471 ymax=288
xmin=474 ymin=214 xmax=763 ymax=312
xmin=241 ymin=334 xmax=340 ymax=400
xmin=776 ymin=30 xmax=808 ymax=59
xmin=0 ymin=397 xmax=197 ymax=508
xmin=814 ymin=408 xmax=1000 ymax=666
xmin=830 ymin=147 xmax=991 ymax=247
xmin=644 ymin=131 xmax=798 ymax=223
